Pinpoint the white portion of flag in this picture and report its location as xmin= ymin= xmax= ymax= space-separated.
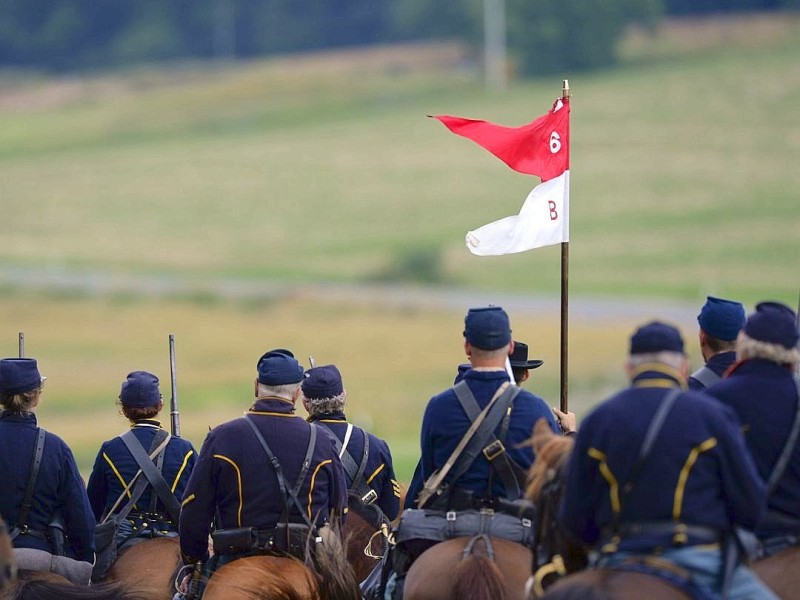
xmin=465 ymin=170 xmax=570 ymax=256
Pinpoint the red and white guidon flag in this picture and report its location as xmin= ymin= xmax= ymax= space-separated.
xmin=432 ymin=98 xmax=570 ymax=256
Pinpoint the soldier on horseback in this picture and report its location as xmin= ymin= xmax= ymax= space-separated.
xmin=174 ymin=349 xmax=348 ymax=600
xmin=86 ymin=370 xmax=197 ymax=579
xmin=559 ymin=321 xmax=778 ymax=600
xmin=301 ymin=364 xmax=401 ymax=522
xmin=688 ymin=296 xmax=746 ymax=391
xmin=364 ymin=306 xmax=559 ymax=600
xmin=704 ymin=301 xmax=800 ymax=559
xmin=0 ymin=357 xmax=95 ymax=585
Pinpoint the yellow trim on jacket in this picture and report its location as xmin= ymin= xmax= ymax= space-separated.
xmin=214 ymin=454 xmax=244 ymax=527
xmin=308 ymin=459 xmax=332 ymax=520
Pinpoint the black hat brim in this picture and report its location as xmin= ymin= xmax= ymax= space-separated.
xmin=510 ymin=359 xmax=544 ymax=370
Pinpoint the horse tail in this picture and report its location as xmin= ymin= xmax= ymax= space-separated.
xmin=310 ymin=527 xmax=362 ymax=600
xmin=448 ymin=554 xmax=505 ymax=600
xmin=13 ymin=579 xmax=147 ymax=600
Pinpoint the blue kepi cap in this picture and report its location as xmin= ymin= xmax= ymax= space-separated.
xmin=257 ymin=350 xmax=304 ymax=385
xmin=302 ymin=365 xmax=344 ymax=400
xmin=630 ymin=321 xmax=685 ymax=355
xmin=697 ymin=296 xmax=746 ymax=341
xmin=464 ymin=306 xmax=512 ymax=350
xmin=0 ymin=358 xmax=44 ymax=395
xmin=120 ymin=371 xmax=161 ymax=407
xmin=743 ymin=302 xmax=799 ymax=349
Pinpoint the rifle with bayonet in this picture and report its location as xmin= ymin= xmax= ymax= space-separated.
xmin=169 ymin=334 xmax=181 ymax=437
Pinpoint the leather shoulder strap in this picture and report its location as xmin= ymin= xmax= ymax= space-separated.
xmin=447 ymin=384 xmax=521 ymax=488
xmin=10 ymin=428 xmax=46 ymax=539
xmin=765 ymin=378 xmax=800 ymax=499
xmin=328 ymin=424 xmax=375 ymax=504
xmin=690 ymin=366 xmax=721 ymax=389
xmin=243 ymin=415 xmax=317 ymax=529
xmin=453 ymin=381 xmax=526 ymax=499
xmin=119 ymin=429 xmax=181 ymax=524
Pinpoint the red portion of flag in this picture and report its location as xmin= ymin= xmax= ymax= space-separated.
xmin=432 ymin=99 xmax=570 ymax=181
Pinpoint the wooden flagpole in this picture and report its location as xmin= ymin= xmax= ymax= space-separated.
xmin=560 ymin=79 xmax=571 ymax=413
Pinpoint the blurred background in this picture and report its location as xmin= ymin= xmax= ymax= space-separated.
xmin=1 ymin=0 xmax=798 ymax=482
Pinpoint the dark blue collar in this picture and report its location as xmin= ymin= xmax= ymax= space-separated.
xmin=251 ymin=397 xmax=296 ymax=414
xmin=0 ymin=411 xmax=37 ymax=425
xmin=309 ymin=412 xmax=346 ymax=423
xmin=462 ymin=369 xmax=511 ymax=383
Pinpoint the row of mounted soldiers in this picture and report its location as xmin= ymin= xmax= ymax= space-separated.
xmin=2 ymin=297 xmax=799 ymax=600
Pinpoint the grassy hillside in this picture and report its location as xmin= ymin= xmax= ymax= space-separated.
xmin=1 ymin=16 xmax=798 ymax=307
xmin=1 ymin=14 xmax=799 ymax=481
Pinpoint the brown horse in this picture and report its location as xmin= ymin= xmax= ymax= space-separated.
xmin=0 ymin=518 xmax=16 ymax=594
xmin=107 ymin=538 xmax=181 ymax=600
xmin=524 ymin=419 xmax=692 ymax=600
xmin=403 ymin=535 xmax=533 ymax=600
xmin=751 ymin=546 xmax=800 ymax=600
xmin=342 ymin=505 xmax=387 ymax=583
xmin=0 ymin=515 xmax=146 ymax=600
xmin=202 ymin=529 xmax=362 ymax=600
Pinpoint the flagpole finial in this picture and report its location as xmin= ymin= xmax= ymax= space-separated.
xmin=562 ymin=79 xmax=570 ymax=100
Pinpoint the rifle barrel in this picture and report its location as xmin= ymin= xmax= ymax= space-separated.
xmin=169 ymin=334 xmax=181 ymax=437
xmin=18 ymin=332 xmax=24 ymax=358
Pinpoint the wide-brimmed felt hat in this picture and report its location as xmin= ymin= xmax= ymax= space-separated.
xmin=509 ymin=341 xmax=543 ymax=370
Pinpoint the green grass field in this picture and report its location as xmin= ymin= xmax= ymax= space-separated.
xmin=1 ymin=14 xmax=799 ymax=482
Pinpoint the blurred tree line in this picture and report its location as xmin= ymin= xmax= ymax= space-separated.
xmin=0 ymin=0 xmax=793 ymax=74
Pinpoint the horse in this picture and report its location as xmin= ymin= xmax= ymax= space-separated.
xmin=0 ymin=518 xmax=16 ymax=594
xmin=402 ymin=535 xmax=533 ymax=600
xmin=107 ymin=537 xmax=181 ymax=600
xmin=750 ymin=546 xmax=800 ymax=600
xmin=342 ymin=503 xmax=387 ymax=583
xmin=0 ymin=514 xmax=148 ymax=600
xmin=524 ymin=418 xmax=692 ymax=600
xmin=201 ymin=527 xmax=362 ymax=600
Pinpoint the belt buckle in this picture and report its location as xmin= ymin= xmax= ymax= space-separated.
xmin=361 ymin=489 xmax=378 ymax=505
xmin=483 ymin=440 xmax=505 ymax=461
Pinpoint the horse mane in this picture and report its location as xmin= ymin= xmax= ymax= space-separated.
xmin=12 ymin=578 xmax=148 ymax=600
xmin=309 ymin=521 xmax=362 ymax=600
xmin=525 ymin=418 xmax=574 ymax=503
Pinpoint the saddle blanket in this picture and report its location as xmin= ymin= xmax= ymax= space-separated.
xmin=15 ymin=548 xmax=93 ymax=586
xmin=393 ymin=508 xmax=534 ymax=548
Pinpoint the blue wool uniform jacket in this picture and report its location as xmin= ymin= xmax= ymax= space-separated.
xmin=559 ymin=368 xmax=766 ymax=551
xmin=405 ymin=369 xmax=559 ymax=508
xmin=705 ymin=358 xmax=800 ymax=536
xmin=86 ymin=419 xmax=197 ymax=522
xmin=179 ymin=398 xmax=348 ymax=563
xmin=309 ymin=413 xmax=401 ymax=520
xmin=0 ymin=412 xmax=95 ymax=562
xmin=687 ymin=351 xmax=737 ymax=391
